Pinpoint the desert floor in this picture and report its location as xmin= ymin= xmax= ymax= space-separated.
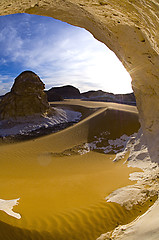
xmin=0 ymin=100 xmax=151 ymax=240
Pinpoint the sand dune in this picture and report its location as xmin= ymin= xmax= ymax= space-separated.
xmin=0 ymin=101 xmax=142 ymax=239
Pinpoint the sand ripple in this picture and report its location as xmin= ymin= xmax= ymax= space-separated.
xmin=0 ymin=102 xmax=141 ymax=239
xmin=0 ymin=198 xmax=156 ymax=240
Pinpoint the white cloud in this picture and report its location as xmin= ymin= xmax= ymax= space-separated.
xmin=0 ymin=14 xmax=132 ymax=94
xmin=0 ymin=74 xmax=14 ymax=95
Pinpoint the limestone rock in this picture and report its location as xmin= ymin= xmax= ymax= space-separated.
xmin=0 ymin=71 xmax=52 ymax=119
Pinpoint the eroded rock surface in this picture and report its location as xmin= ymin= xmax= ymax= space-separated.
xmin=0 ymin=71 xmax=52 ymax=119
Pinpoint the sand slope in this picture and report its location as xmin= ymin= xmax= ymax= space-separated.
xmin=0 ymin=101 xmax=141 ymax=239
xmin=98 ymin=129 xmax=159 ymax=240
xmin=116 ymin=198 xmax=159 ymax=240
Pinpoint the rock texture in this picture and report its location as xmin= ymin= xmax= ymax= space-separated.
xmin=0 ymin=71 xmax=52 ymax=119
xmin=0 ymin=0 xmax=158 ymax=160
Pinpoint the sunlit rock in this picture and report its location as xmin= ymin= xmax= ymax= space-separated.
xmin=0 ymin=71 xmax=52 ymax=119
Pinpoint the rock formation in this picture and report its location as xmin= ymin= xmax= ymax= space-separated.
xmin=46 ymin=86 xmax=136 ymax=104
xmin=81 ymin=90 xmax=112 ymax=99
xmin=46 ymin=85 xmax=81 ymax=101
xmin=81 ymin=90 xmax=136 ymax=105
xmin=0 ymin=71 xmax=52 ymax=119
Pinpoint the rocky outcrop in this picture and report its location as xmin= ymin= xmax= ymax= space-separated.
xmin=46 ymin=85 xmax=81 ymax=101
xmin=46 ymin=86 xmax=136 ymax=105
xmin=81 ymin=90 xmax=136 ymax=105
xmin=0 ymin=71 xmax=52 ymax=119
xmin=115 ymin=93 xmax=136 ymax=103
xmin=81 ymin=90 xmax=112 ymax=99
xmin=0 ymin=0 xmax=159 ymax=161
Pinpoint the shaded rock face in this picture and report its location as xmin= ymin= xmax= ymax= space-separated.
xmin=46 ymin=92 xmax=64 ymax=102
xmin=0 ymin=71 xmax=51 ymax=119
xmin=46 ymin=85 xmax=81 ymax=101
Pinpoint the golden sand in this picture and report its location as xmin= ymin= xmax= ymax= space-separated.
xmin=0 ymin=101 xmax=143 ymax=239
xmin=0 ymin=151 xmax=142 ymax=239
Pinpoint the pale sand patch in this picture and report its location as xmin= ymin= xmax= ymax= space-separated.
xmin=0 ymin=198 xmax=21 ymax=219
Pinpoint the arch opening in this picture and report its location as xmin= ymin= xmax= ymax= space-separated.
xmin=22 ymin=1 xmax=159 ymax=163
xmin=0 ymin=13 xmax=133 ymax=97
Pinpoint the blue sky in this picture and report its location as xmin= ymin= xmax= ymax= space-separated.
xmin=0 ymin=13 xmax=132 ymax=95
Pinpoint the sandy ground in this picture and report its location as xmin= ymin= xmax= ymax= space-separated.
xmin=0 ymin=100 xmax=145 ymax=240
xmin=97 ymin=129 xmax=159 ymax=240
xmin=112 ymin=198 xmax=159 ymax=240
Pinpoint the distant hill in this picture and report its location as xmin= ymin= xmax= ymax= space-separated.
xmin=81 ymin=90 xmax=136 ymax=105
xmin=46 ymin=85 xmax=81 ymax=101
xmin=1 ymin=85 xmax=136 ymax=105
xmin=81 ymin=90 xmax=113 ymax=99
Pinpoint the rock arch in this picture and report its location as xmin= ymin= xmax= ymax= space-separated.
xmin=1 ymin=0 xmax=159 ymax=161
